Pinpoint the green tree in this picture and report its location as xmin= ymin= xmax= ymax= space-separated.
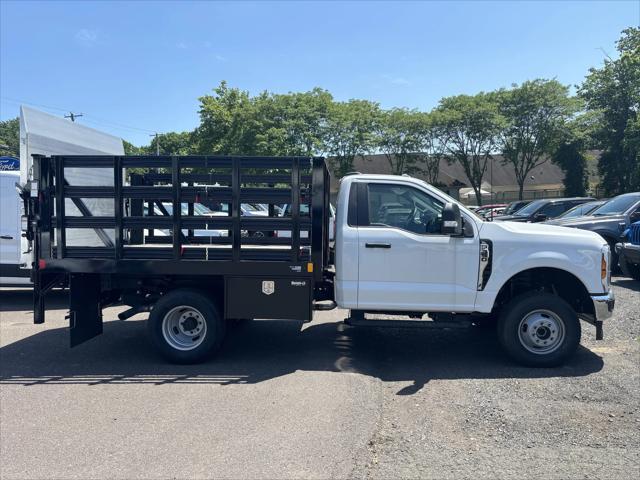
xmin=123 ymin=140 xmax=147 ymax=155
xmin=150 ymin=131 xmax=195 ymax=155
xmin=436 ymin=93 xmax=501 ymax=206
xmin=415 ymin=111 xmax=448 ymax=186
xmin=552 ymin=142 xmax=589 ymax=197
xmin=579 ymin=27 xmax=640 ymax=195
xmin=323 ymin=99 xmax=380 ymax=177
xmin=256 ymin=88 xmax=333 ymax=156
xmin=196 ymin=81 xmax=262 ymax=155
xmin=552 ymin=110 xmax=602 ymax=197
xmin=0 ymin=117 xmax=20 ymax=157
xmin=497 ymin=79 xmax=578 ymax=200
xmin=376 ymin=108 xmax=430 ymax=175
xmin=195 ymin=82 xmax=333 ymax=157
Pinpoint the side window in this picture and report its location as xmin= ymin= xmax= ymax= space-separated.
xmin=366 ymin=183 xmax=444 ymax=234
xmin=540 ymin=202 xmax=566 ymax=218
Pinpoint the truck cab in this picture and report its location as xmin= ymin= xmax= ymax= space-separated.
xmin=335 ymin=174 xmax=614 ymax=366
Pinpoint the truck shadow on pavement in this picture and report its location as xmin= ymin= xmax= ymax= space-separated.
xmin=0 ymin=312 xmax=604 ymax=395
xmin=0 ymin=289 xmax=68 ymax=312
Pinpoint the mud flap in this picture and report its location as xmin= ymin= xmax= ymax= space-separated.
xmin=69 ymin=274 xmax=103 ymax=347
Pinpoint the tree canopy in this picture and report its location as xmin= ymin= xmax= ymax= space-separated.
xmin=436 ymin=93 xmax=502 ymax=205
xmin=497 ymin=79 xmax=578 ymax=199
xmin=579 ymin=27 xmax=640 ymax=195
xmin=0 ymin=117 xmax=19 ymax=157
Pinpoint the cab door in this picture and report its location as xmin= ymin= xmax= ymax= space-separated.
xmin=355 ymin=181 xmax=479 ymax=312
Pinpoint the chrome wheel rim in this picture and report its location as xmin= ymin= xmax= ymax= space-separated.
xmin=161 ymin=306 xmax=207 ymax=351
xmin=518 ymin=309 xmax=565 ymax=355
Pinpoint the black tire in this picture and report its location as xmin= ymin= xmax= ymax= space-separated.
xmin=148 ymin=288 xmax=225 ymax=364
xmin=497 ymin=292 xmax=581 ymax=367
xmin=619 ymin=254 xmax=640 ymax=281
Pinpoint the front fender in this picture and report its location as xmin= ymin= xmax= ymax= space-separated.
xmin=474 ymin=245 xmax=603 ymax=313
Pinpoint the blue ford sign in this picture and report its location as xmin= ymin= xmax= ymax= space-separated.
xmin=0 ymin=156 xmax=19 ymax=171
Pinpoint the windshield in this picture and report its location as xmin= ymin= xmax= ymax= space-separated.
xmin=504 ymin=201 xmax=529 ymax=215
xmin=591 ymin=195 xmax=640 ymax=216
xmin=512 ymin=199 xmax=546 ymax=216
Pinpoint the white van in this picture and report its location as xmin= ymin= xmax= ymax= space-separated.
xmin=0 ymin=170 xmax=30 ymax=286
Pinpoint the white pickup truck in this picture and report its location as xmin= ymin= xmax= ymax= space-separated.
xmin=24 ymin=156 xmax=614 ymax=367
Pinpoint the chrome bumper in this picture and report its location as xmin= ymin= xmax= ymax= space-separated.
xmin=591 ymin=290 xmax=615 ymax=322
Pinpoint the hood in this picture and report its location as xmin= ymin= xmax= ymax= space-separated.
xmin=480 ymin=220 xmax=607 ymax=249
xmin=544 ymin=214 xmax=625 ymax=227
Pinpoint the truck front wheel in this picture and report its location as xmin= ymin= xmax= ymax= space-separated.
xmin=148 ymin=289 xmax=225 ymax=364
xmin=497 ymin=293 xmax=581 ymax=367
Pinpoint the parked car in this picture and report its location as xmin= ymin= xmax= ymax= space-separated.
xmin=546 ymin=200 xmax=607 ymax=222
xmin=474 ymin=203 xmax=507 ymax=220
xmin=482 ymin=207 xmax=506 ymax=221
xmin=493 ymin=197 xmax=595 ymax=223
xmin=203 ymin=201 xmax=269 ymax=237
xmin=276 ymin=203 xmax=336 ymax=240
xmin=552 ymin=192 xmax=640 ymax=267
xmin=145 ymin=202 xmax=230 ymax=238
xmin=502 ymin=200 xmax=532 ymax=216
xmin=616 ymin=221 xmax=640 ymax=280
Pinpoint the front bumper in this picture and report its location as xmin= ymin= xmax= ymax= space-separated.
xmin=591 ymin=290 xmax=615 ymax=322
xmin=616 ymin=242 xmax=640 ymax=264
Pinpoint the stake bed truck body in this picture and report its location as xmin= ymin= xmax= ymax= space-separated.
xmin=22 ymin=155 xmax=615 ymax=366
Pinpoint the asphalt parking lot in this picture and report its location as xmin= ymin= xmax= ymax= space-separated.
xmin=1 ymin=278 xmax=638 ymax=480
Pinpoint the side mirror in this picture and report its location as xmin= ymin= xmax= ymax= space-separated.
xmin=630 ymin=211 xmax=640 ymax=223
xmin=533 ymin=213 xmax=547 ymax=222
xmin=441 ymin=202 xmax=462 ymax=236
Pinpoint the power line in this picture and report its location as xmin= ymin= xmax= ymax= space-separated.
xmin=0 ymin=96 xmax=69 ymax=113
xmin=0 ymin=96 xmax=157 ymax=134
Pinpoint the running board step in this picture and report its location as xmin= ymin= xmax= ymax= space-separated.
xmin=344 ymin=317 xmax=471 ymax=329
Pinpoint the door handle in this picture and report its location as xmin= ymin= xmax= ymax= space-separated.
xmin=365 ymin=242 xmax=391 ymax=249
xmin=0 ymin=235 xmax=14 ymax=240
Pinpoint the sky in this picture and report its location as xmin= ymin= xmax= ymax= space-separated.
xmin=1 ymin=0 xmax=638 ymax=146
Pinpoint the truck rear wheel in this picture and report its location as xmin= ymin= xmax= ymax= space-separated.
xmin=497 ymin=292 xmax=580 ymax=367
xmin=148 ymin=289 xmax=225 ymax=364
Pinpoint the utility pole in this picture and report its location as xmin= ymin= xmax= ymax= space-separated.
xmin=150 ymin=132 xmax=161 ymax=156
xmin=64 ymin=112 xmax=83 ymax=122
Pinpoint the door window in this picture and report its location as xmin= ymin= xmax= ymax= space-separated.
xmin=539 ymin=202 xmax=567 ymax=218
xmin=367 ymin=183 xmax=444 ymax=234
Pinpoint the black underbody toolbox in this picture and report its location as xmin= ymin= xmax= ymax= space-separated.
xmin=226 ymin=276 xmax=313 ymax=321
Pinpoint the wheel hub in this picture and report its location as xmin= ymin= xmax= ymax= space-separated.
xmin=162 ymin=306 xmax=207 ymax=351
xmin=518 ymin=309 xmax=565 ymax=355
xmin=178 ymin=312 xmax=203 ymax=336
